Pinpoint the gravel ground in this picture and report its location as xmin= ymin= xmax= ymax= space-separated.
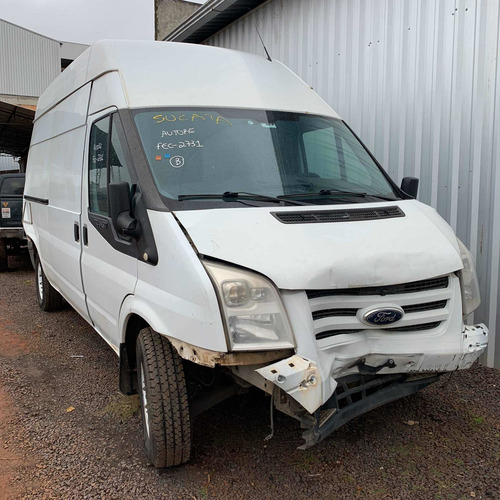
xmin=0 ymin=254 xmax=499 ymax=500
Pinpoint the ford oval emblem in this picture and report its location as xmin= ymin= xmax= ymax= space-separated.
xmin=362 ymin=307 xmax=404 ymax=326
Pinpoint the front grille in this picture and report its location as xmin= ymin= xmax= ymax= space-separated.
xmin=316 ymin=321 xmax=442 ymax=340
xmin=309 ymin=274 xmax=454 ymax=344
xmin=389 ymin=321 xmax=442 ymax=332
xmin=307 ymin=276 xmax=449 ymax=299
xmin=272 ymin=205 xmax=405 ymax=224
xmin=312 ymin=300 xmax=448 ymax=321
xmin=316 ymin=329 xmax=363 ymax=340
xmin=313 ymin=308 xmax=358 ymax=320
xmin=403 ymin=300 xmax=447 ymax=313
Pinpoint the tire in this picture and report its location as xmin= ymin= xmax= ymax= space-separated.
xmin=0 ymin=238 xmax=8 ymax=272
xmin=136 ymin=327 xmax=191 ymax=467
xmin=35 ymin=257 xmax=63 ymax=311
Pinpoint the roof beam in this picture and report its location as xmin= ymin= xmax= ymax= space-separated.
xmin=165 ymin=0 xmax=268 ymax=43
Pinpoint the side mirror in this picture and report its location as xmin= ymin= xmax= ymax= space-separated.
xmin=401 ymin=177 xmax=419 ymax=199
xmin=109 ymin=182 xmax=140 ymax=239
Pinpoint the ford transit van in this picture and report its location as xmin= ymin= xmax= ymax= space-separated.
xmin=23 ymin=41 xmax=488 ymax=467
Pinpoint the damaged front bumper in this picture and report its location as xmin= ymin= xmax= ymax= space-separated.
xmin=300 ymin=372 xmax=441 ymax=449
xmin=243 ymin=323 xmax=488 ymax=448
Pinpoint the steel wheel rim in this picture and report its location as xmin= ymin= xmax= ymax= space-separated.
xmin=140 ymin=364 xmax=150 ymax=438
xmin=37 ymin=262 xmax=44 ymax=301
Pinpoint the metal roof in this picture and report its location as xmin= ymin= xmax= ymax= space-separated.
xmin=0 ymin=101 xmax=35 ymax=156
xmin=0 ymin=17 xmax=60 ymax=44
xmin=164 ymin=0 xmax=267 ymax=43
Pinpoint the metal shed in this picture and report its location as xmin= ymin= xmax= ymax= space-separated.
xmin=166 ymin=0 xmax=500 ymax=368
xmin=0 ymin=155 xmax=19 ymax=172
xmin=0 ymin=19 xmax=61 ymax=167
xmin=0 ymin=18 xmax=60 ymax=100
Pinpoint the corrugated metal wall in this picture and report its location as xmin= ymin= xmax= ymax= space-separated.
xmin=207 ymin=0 xmax=500 ymax=367
xmin=0 ymin=19 xmax=60 ymax=97
xmin=0 ymin=156 xmax=19 ymax=172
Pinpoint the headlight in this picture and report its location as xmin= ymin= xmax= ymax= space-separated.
xmin=456 ymin=239 xmax=481 ymax=316
xmin=203 ymin=260 xmax=295 ymax=351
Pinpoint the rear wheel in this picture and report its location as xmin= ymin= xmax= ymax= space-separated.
xmin=136 ymin=327 xmax=191 ymax=467
xmin=0 ymin=238 xmax=8 ymax=272
xmin=35 ymin=257 xmax=63 ymax=311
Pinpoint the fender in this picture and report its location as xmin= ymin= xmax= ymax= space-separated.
xmin=118 ymin=292 xmax=228 ymax=349
xmin=117 ymin=292 xmax=293 ymax=394
xmin=117 ymin=291 xmax=227 ymax=395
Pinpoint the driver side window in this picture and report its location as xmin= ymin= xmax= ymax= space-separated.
xmin=88 ymin=114 xmax=132 ymax=215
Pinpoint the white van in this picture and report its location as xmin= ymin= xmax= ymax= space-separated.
xmin=23 ymin=41 xmax=488 ymax=467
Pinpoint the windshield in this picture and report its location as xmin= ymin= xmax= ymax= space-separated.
xmin=133 ymin=109 xmax=398 ymax=203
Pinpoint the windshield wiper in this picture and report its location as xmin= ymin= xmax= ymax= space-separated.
xmin=177 ymin=191 xmax=307 ymax=206
xmin=278 ymin=190 xmax=398 ymax=202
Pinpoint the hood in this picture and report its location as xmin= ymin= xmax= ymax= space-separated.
xmin=173 ymin=200 xmax=463 ymax=290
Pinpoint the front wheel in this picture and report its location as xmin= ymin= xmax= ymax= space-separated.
xmin=35 ymin=257 xmax=63 ymax=311
xmin=136 ymin=327 xmax=191 ymax=467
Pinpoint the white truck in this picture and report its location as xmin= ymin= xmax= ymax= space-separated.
xmin=23 ymin=40 xmax=488 ymax=467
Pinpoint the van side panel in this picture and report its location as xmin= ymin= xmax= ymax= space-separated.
xmin=88 ymin=72 xmax=127 ymax=115
xmin=35 ymin=49 xmax=91 ymax=120
xmin=26 ymin=83 xmax=92 ymax=321
xmin=31 ymin=84 xmax=92 ymax=146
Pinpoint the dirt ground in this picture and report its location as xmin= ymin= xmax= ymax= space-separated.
xmin=0 ymin=254 xmax=499 ymax=500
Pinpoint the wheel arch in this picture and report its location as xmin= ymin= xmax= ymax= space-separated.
xmin=26 ymin=236 xmax=38 ymax=269
xmin=119 ymin=312 xmax=148 ymax=395
xmin=23 ymin=219 xmax=39 ymax=269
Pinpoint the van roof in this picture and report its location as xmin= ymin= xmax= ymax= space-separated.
xmin=35 ymin=40 xmax=339 ymax=120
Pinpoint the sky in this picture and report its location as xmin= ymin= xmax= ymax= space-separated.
xmin=1 ymin=0 xmax=156 ymax=45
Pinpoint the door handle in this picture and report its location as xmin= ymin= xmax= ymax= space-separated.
xmin=83 ymin=225 xmax=88 ymax=246
xmin=74 ymin=222 xmax=80 ymax=242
